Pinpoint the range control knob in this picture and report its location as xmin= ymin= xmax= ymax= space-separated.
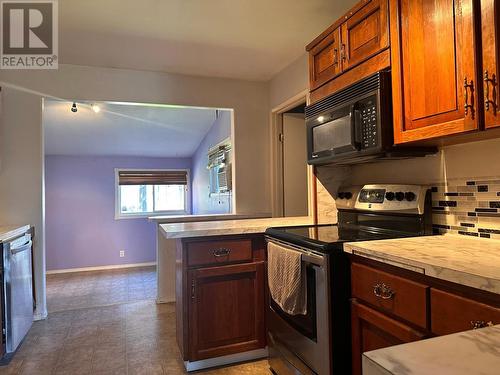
xmin=405 ymin=192 xmax=416 ymax=201
xmin=345 ymin=192 xmax=353 ymax=199
xmin=338 ymin=192 xmax=346 ymax=199
xmin=395 ymin=192 xmax=405 ymax=201
xmin=385 ymin=192 xmax=395 ymax=201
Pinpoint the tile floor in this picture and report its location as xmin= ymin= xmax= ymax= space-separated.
xmin=0 ymin=267 xmax=270 ymax=374
xmin=46 ymin=267 xmax=158 ymax=313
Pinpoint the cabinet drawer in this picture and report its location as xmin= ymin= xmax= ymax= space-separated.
xmin=187 ymin=239 xmax=253 ymax=267
xmin=351 ymin=263 xmax=429 ymax=328
xmin=431 ymin=289 xmax=500 ymax=335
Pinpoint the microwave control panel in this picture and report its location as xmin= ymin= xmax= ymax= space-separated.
xmin=360 ymin=99 xmax=378 ymax=149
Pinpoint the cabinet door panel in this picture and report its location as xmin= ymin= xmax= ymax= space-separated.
xmin=482 ymin=0 xmax=500 ymax=128
xmin=431 ymin=289 xmax=500 ymax=335
xmin=188 ymin=262 xmax=265 ymax=361
xmin=309 ymin=28 xmax=341 ymax=90
xmin=351 ymin=300 xmax=425 ymax=375
xmin=391 ymin=0 xmax=479 ymax=143
xmin=341 ymin=0 xmax=389 ymax=70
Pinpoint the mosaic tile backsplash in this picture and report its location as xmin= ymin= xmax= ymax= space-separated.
xmin=431 ymin=177 xmax=500 ymax=239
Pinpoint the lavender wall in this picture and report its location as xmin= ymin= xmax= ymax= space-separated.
xmin=45 ymin=155 xmax=192 ymax=271
xmin=191 ymin=111 xmax=232 ymax=214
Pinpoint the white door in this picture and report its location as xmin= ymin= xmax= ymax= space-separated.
xmin=282 ymin=113 xmax=308 ymax=216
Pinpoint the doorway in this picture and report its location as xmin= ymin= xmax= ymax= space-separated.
xmin=271 ymin=92 xmax=313 ymax=217
xmin=282 ymin=104 xmax=308 ymax=216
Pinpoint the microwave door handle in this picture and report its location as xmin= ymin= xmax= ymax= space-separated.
xmin=351 ymin=104 xmax=362 ymax=150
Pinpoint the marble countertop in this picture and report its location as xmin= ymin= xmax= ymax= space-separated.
xmin=363 ymin=325 xmax=500 ymax=375
xmin=148 ymin=212 xmax=271 ymax=223
xmin=0 ymin=225 xmax=31 ymax=243
xmin=344 ymin=234 xmax=500 ymax=294
xmin=160 ymin=216 xmax=314 ymax=239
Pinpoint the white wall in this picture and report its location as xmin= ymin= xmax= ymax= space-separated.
xmin=269 ymin=53 xmax=308 ymax=109
xmin=0 ymin=64 xmax=270 ymax=214
xmin=0 ymin=88 xmax=45 ymax=319
xmin=0 ymin=64 xmax=270 ymax=317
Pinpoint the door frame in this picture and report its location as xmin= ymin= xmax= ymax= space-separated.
xmin=269 ymin=90 xmax=316 ymax=219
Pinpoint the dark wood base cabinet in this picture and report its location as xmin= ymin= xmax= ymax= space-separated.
xmin=176 ymin=235 xmax=266 ymax=366
xmin=351 ymin=300 xmax=425 ymax=375
xmin=350 ymin=257 xmax=500 ymax=375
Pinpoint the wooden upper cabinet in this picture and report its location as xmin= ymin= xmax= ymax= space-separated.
xmin=341 ymin=0 xmax=389 ymax=71
xmin=309 ymin=28 xmax=341 ymax=90
xmin=481 ymin=0 xmax=500 ymax=129
xmin=307 ymin=0 xmax=389 ymax=94
xmin=391 ymin=0 xmax=479 ymax=143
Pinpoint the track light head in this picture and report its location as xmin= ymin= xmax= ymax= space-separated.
xmin=71 ymin=102 xmax=78 ymax=113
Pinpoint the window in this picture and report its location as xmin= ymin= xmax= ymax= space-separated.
xmin=207 ymin=141 xmax=232 ymax=195
xmin=115 ymin=169 xmax=189 ymax=218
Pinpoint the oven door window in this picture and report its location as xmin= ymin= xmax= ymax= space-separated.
xmin=312 ymin=114 xmax=355 ymax=155
xmin=270 ymin=265 xmax=317 ymax=341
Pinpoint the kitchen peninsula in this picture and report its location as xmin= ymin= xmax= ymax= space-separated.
xmin=158 ymin=216 xmax=313 ymax=371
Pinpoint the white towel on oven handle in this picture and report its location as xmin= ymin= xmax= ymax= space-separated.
xmin=267 ymin=241 xmax=307 ymax=316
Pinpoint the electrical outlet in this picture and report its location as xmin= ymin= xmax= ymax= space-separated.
xmin=119 ymin=250 xmax=125 ymax=258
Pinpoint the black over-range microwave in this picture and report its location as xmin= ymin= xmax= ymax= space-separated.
xmin=306 ymin=71 xmax=436 ymax=165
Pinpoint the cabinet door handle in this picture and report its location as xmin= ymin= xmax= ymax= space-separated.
xmin=464 ymin=77 xmax=474 ymax=116
xmin=484 ymin=70 xmax=497 ymax=112
xmin=191 ymin=279 xmax=196 ymax=301
xmin=333 ymin=48 xmax=339 ymax=66
xmin=470 ymin=320 xmax=493 ymax=329
xmin=373 ymin=283 xmax=395 ymax=300
xmin=341 ymin=43 xmax=346 ymax=62
xmin=212 ymin=248 xmax=231 ymax=257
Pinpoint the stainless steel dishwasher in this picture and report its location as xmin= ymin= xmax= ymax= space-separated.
xmin=1 ymin=232 xmax=34 ymax=356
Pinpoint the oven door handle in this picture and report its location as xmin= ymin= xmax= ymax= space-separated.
xmin=301 ymin=253 xmax=324 ymax=267
xmin=351 ymin=103 xmax=362 ymax=150
xmin=267 ymin=239 xmax=325 ymax=267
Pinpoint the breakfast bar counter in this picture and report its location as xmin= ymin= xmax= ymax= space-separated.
xmin=155 ymin=215 xmax=314 ymax=303
xmin=160 ymin=216 xmax=314 ymax=239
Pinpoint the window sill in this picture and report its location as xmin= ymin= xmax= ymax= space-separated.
xmin=115 ymin=211 xmax=189 ymax=220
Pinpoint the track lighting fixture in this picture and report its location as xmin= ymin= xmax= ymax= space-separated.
xmin=71 ymin=102 xmax=78 ymax=113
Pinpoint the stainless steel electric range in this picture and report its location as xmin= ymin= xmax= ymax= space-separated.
xmin=265 ymin=184 xmax=433 ymax=375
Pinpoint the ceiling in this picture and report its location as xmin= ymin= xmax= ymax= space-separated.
xmin=44 ymin=100 xmax=227 ymax=157
xmin=59 ymin=0 xmax=356 ymax=81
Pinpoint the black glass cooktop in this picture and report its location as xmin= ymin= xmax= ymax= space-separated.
xmin=265 ymin=224 xmax=420 ymax=253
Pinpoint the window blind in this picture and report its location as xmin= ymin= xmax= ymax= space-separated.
xmin=118 ymin=170 xmax=188 ymax=186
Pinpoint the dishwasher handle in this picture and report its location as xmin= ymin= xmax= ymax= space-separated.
xmin=10 ymin=240 xmax=32 ymax=255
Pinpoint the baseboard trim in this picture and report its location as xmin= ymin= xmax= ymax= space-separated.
xmin=46 ymin=262 xmax=157 ymax=274
xmin=184 ymin=348 xmax=268 ymax=372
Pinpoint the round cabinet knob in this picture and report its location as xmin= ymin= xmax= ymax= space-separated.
xmin=338 ymin=192 xmax=345 ymax=199
xmin=405 ymin=192 xmax=416 ymax=201
xmin=385 ymin=192 xmax=395 ymax=201
xmin=345 ymin=192 xmax=353 ymax=199
xmin=395 ymin=192 xmax=405 ymax=201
